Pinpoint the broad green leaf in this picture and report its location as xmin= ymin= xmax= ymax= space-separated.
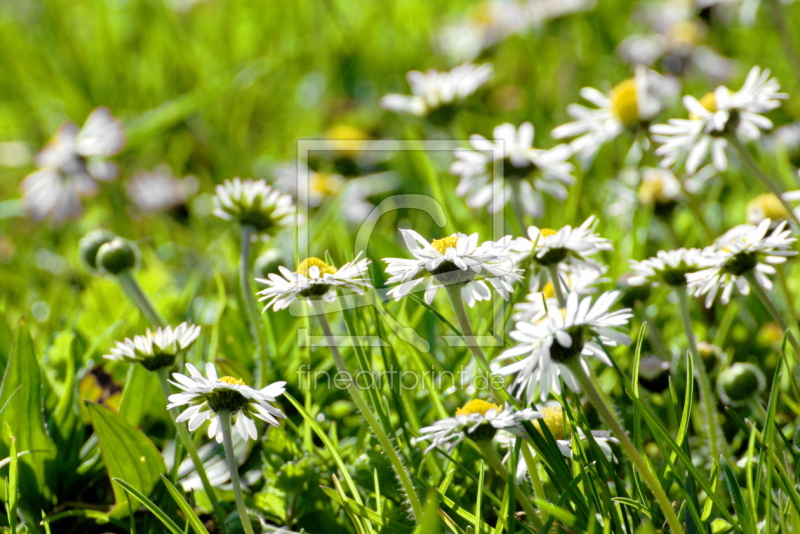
xmin=5 ymin=423 xmax=18 ymax=530
xmin=86 ymin=402 xmax=166 ymax=512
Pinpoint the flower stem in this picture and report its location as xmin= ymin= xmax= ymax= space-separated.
xmin=117 ymin=270 xmax=167 ymax=328
xmin=564 ymin=358 xmax=685 ymax=534
xmin=156 ymin=369 xmax=221 ymax=515
xmin=730 ymin=137 xmax=800 ymax=227
xmin=744 ymin=271 xmax=800 ymax=356
xmin=476 ymin=440 xmax=542 ymax=530
xmin=219 ymin=410 xmax=256 ymax=534
xmin=520 ymin=442 xmax=548 ymax=532
xmin=240 ymin=225 xmax=273 ymax=387
xmin=546 ymin=265 xmax=567 ymax=308
xmin=675 ymin=285 xmax=724 ymax=464
xmin=313 ymin=303 xmax=423 ymax=519
xmin=444 ymin=285 xmax=503 ymax=400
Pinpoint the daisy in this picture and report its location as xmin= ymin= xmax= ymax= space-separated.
xmin=104 ymin=322 xmax=202 ymax=371
xmin=651 ymin=66 xmax=787 ymax=174
xmin=257 ymin=253 xmax=372 ymax=311
xmin=412 ymin=399 xmax=543 ymax=454
xmin=213 ymin=177 xmax=296 ymax=237
xmin=496 ymin=291 xmax=633 ymax=402
xmin=552 ymin=67 xmax=678 ymax=165
xmin=512 ymin=263 xmax=607 ymax=322
xmin=746 ymin=192 xmax=800 ymax=227
xmin=687 ymin=219 xmax=796 ymax=306
xmin=20 ymin=107 xmax=125 ymax=223
xmin=513 ymin=216 xmax=612 ymax=269
xmin=450 ymin=122 xmax=575 ymax=218
xmin=127 ymin=165 xmax=198 ymax=213
xmin=380 ymin=63 xmax=493 ymax=125
xmin=383 ymin=230 xmax=522 ymax=307
xmin=168 ymin=363 xmax=286 ymax=442
xmin=627 ymin=248 xmax=704 ymax=287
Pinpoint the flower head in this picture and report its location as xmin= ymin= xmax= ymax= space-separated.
xmin=127 ymin=165 xmax=198 ymax=213
xmin=513 ymin=263 xmax=606 ymax=322
xmin=104 ymin=323 xmax=201 ymax=371
xmin=627 ymin=248 xmax=704 ymax=287
xmin=168 ymin=363 xmax=286 ymax=442
xmin=21 ymin=107 xmax=125 ymax=223
xmin=383 ymin=230 xmax=522 ymax=307
xmin=496 ymin=291 xmax=633 ymax=402
xmin=380 ymin=63 xmax=493 ymax=124
xmin=687 ymin=219 xmax=796 ymax=306
xmin=746 ymin=193 xmax=796 ymax=227
xmin=513 ymin=216 xmax=612 ymax=269
xmin=213 ymin=178 xmax=296 ymax=236
xmin=450 ymin=122 xmax=575 ymax=218
xmin=257 ymin=253 xmax=372 ymax=311
xmin=552 ymin=67 xmax=677 ymax=165
xmin=651 ymin=66 xmax=787 ymax=173
xmin=412 ymin=399 xmax=542 ymax=454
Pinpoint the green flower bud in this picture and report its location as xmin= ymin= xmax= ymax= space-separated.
xmin=717 ymin=362 xmax=765 ymax=405
xmin=97 ymin=237 xmax=139 ymax=275
xmin=79 ymin=229 xmax=116 ymax=270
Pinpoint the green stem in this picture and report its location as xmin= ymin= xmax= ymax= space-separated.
xmin=313 ymin=303 xmax=423 ymax=519
xmin=520 ymin=442 xmax=549 ymax=532
xmin=157 ymin=369 xmax=221 ymax=513
xmin=777 ymin=265 xmax=800 ymax=335
xmin=675 ymin=285 xmax=724 ymax=464
xmin=730 ymin=137 xmax=800 ymax=227
xmin=744 ymin=271 xmax=800 ymax=356
xmin=510 ymin=180 xmax=528 ymax=236
xmin=444 ymin=285 xmax=502 ymax=400
xmin=546 ymin=265 xmax=567 ymax=308
xmin=476 ymin=440 xmax=542 ymax=530
xmin=117 ymin=270 xmax=167 ymax=328
xmin=565 ymin=358 xmax=685 ymax=534
xmin=240 ymin=225 xmax=273 ymax=387
xmin=219 ymin=410 xmax=256 ymax=534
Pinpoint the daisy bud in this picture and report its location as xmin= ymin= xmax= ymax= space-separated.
xmin=79 ymin=229 xmax=116 ymax=270
xmin=717 ymin=362 xmax=765 ymax=405
xmin=97 ymin=237 xmax=139 ymax=275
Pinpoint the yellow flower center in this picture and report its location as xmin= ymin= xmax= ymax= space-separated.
xmin=536 ymin=406 xmax=568 ymax=441
xmin=296 ymin=257 xmax=338 ymax=277
xmin=690 ymin=91 xmax=720 ymax=120
xmin=539 ymin=228 xmax=558 ymax=238
xmin=310 ymin=172 xmax=343 ymax=196
xmin=325 ymin=124 xmax=369 ymax=154
xmin=542 ymin=281 xmax=556 ymax=300
xmin=455 ymin=399 xmax=502 ymax=417
xmin=219 ymin=376 xmax=246 ymax=386
xmin=747 ymin=193 xmax=790 ymax=222
xmin=431 ymin=235 xmax=459 ymax=255
xmin=609 ymin=79 xmax=640 ymax=128
xmin=668 ymin=20 xmax=703 ymax=46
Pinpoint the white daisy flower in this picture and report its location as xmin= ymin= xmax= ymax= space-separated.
xmin=512 ymin=263 xmax=607 ymax=322
xmin=126 ymin=165 xmax=198 ymax=213
xmin=627 ymin=248 xmax=704 ymax=287
xmin=104 ymin=322 xmax=202 ymax=371
xmin=213 ymin=177 xmax=296 ymax=237
xmin=450 ymin=122 xmax=575 ymax=218
xmin=513 ymin=216 xmax=612 ymax=269
xmin=257 ymin=253 xmax=372 ymax=311
xmin=496 ymin=291 xmax=633 ymax=402
xmin=746 ymin=192 xmax=800 ymax=227
xmin=380 ymin=63 xmax=493 ymax=124
xmin=687 ymin=219 xmax=797 ymax=307
xmin=651 ymin=66 xmax=787 ymax=174
xmin=552 ymin=67 xmax=678 ymax=165
xmin=20 ymin=107 xmax=125 ymax=223
xmin=412 ymin=399 xmax=543 ymax=454
xmin=383 ymin=230 xmax=522 ymax=307
xmin=168 ymin=363 xmax=286 ymax=443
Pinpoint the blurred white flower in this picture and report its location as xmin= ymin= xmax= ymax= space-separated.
xmin=552 ymin=67 xmax=678 ymax=165
xmin=20 ymin=107 xmax=125 ymax=223
xmin=127 ymin=165 xmax=198 ymax=213
xmin=496 ymin=291 xmax=633 ymax=402
xmin=627 ymin=248 xmax=704 ymax=287
xmin=383 ymin=230 xmax=522 ymax=307
xmin=104 ymin=322 xmax=201 ymax=371
xmin=412 ymin=399 xmax=543 ymax=454
xmin=168 ymin=363 xmax=285 ymax=443
xmin=213 ymin=177 xmax=296 ymax=236
xmin=651 ymin=66 xmax=786 ymax=174
xmin=450 ymin=122 xmax=574 ymax=218
xmin=380 ymin=63 xmax=493 ymax=123
xmin=257 ymin=254 xmax=372 ymax=311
